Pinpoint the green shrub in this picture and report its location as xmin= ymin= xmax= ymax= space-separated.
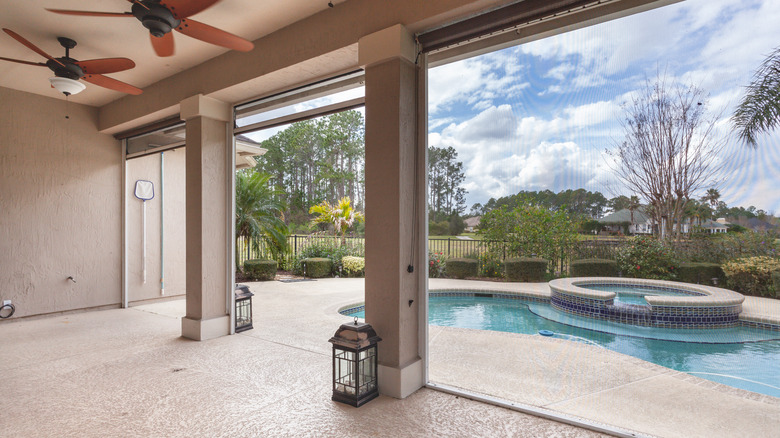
xmin=478 ymin=252 xmax=503 ymax=278
xmin=341 ymin=256 xmax=365 ymax=277
xmin=302 ymin=257 xmax=332 ymax=278
xmin=676 ymin=262 xmax=725 ymax=286
xmin=429 ymin=251 xmax=447 ymax=278
xmin=446 ymin=258 xmax=478 ymax=279
xmin=570 ymin=259 xmax=619 ymax=277
xmin=772 ymin=271 xmax=780 ymax=297
xmin=505 ymin=257 xmax=547 ymax=282
xmin=479 ymin=205 xmax=578 ymax=272
xmin=243 ymin=259 xmax=277 ymax=281
xmin=722 ymin=256 xmax=780 ymax=297
xmin=428 ymin=221 xmax=449 ymax=236
xmin=291 ymin=237 xmax=364 ymax=276
xmin=616 ymin=236 xmax=679 ymax=280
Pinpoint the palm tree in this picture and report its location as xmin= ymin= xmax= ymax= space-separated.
xmin=701 ymin=188 xmax=720 ymax=217
xmin=309 ymin=196 xmax=364 ymax=245
xmin=235 ymin=170 xmax=289 ymax=265
xmin=732 ymin=46 xmax=780 ymax=147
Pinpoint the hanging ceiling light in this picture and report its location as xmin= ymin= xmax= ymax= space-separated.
xmin=49 ymin=76 xmax=86 ymax=96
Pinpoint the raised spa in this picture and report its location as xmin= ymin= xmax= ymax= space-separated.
xmin=548 ymin=277 xmax=745 ymax=329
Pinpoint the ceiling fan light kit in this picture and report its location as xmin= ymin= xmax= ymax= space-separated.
xmin=49 ymin=76 xmax=86 ymax=96
xmin=0 ymin=28 xmax=143 ymax=96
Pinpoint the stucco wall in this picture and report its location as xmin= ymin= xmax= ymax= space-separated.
xmin=0 ymin=86 xmax=121 ymax=318
xmin=126 ymin=149 xmax=186 ymax=303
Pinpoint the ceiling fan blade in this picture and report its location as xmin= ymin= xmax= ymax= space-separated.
xmin=45 ymin=9 xmax=134 ymax=18
xmin=2 ymin=28 xmax=64 ymax=66
xmin=175 ymin=18 xmax=253 ymax=52
xmin=0 ymin=56 xmax=47 ymax=67
xmin=161 ymin=0 xmax=221 ymax=19
xmin=150 ymin=33 xmax=174 ymax=57
xmin=127 ymin=1 xmax=150 ymax=10
xmin=75 ymin=58 xmax=136 ymax=74
xmin=82 ymin=74 xmax=143 ymax=95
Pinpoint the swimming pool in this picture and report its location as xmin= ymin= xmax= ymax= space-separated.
xmin=342 ymin=294 xmax=780 ymax=398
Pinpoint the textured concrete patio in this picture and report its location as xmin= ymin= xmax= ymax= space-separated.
xmin=2 ymin=278 xmax=779 ymax=437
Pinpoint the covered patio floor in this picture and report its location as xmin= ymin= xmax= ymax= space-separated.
xmin=2 ymin=278 xmax=779 ymax=437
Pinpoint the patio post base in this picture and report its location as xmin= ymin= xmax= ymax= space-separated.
xmin=378 ymin=358 xmax=424 ymax=399
xmin=181 ymin=315 xmax=229 ymax=341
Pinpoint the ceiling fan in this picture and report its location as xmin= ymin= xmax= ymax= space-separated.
xmin=1 ymin=28 xmax=142 ymax=95
xmin=47 ymin=0 xmax=255 ymax=57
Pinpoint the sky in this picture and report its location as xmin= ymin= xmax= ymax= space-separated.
xmin=243 ymin=0 xmax=780 ymax=215
xmin=427 ymin=0 xmax=780 ymax=214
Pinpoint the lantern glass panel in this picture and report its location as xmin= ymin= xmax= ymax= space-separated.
xmin=358 ymin=347 xmax=377 ymax=396
xmin=334 ymin=349 xmax=357 ymax=395
xmin=236 ymin=298 xmax=252 ymax=330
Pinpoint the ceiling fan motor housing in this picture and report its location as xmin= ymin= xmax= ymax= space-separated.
xmin=46 ymin=58 xmax=84 ymax=80
xmin=132 ymin=2 xmax=180 ymax=38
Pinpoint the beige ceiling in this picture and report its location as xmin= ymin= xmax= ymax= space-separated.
xmin=0 ymin=0 xmax=348 ymax=107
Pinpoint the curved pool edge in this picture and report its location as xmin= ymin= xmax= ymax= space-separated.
xmin=549 ymin=277 xmax=745 ymax=329
xmin=549 ymin=277 xmax=745 ymax=307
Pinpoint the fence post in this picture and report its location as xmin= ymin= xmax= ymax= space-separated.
xmin=447 ymin=238 xmax=451 ymax=257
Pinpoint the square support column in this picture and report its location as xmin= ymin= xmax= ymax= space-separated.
xmin=361 ymin=25 xmax=426 ymax=399
xmin=180 ymin=95 xmax=232 ymax=341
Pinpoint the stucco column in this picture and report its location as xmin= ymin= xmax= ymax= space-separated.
xmin=180 ymin=95 xmax=231 ymax=341
xmin=360 ymin=25 xmax=426 ymax=399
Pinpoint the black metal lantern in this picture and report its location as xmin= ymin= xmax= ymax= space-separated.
xmin=329 ymin=319 xmax=382 ymax=407
xmin=235 ymin=284 xmax=254 ymax=333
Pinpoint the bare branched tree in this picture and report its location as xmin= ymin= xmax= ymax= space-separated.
xmin=608 ymin=74 xmax=727 ymax=240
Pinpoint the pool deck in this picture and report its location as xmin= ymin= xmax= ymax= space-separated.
xmin=2 ymin=278 xmax=779 ymax=437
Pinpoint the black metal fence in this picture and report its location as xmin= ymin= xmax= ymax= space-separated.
xmin=237 ymin=235 xmax=627 ymax=272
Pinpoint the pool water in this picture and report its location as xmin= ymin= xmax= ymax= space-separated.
xmin=346 ymin=296 xmax=780 ymax=398
xmin=579 ymin=284 xmax=695 ymax=306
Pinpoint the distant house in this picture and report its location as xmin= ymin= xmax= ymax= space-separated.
xmin=235 ymin=134 xmax=268 ymax=169
xmin=597 ymin=208 xmax=653 ymax=235
xmin=737 ymin=217 xmax=778 ymax=232
xmin=699 ymin=219 xmax=728 ymax=234
xmin=464 ymin=216 xmax=481 ymax=232
xmin=717 ymin=216 xmax=777 ymax=232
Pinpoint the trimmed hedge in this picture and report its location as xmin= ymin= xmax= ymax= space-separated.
xmin=303 ymin=257 xmax=332 ymax=278
xmin=676 ymin=262 xmax=725 ymax=286
xmin=570 ymin=258 xmax=619 ymax=277
xmin=446 ymin=258 xmax=478 ymax=279
xmin=722 ymin=256 xmax=780 ymax=297
xmin=341 ymin=256 xmax=365 ymax=277
xmin=243 ymin=259 xmax=277 ymax=281
xmin=505 ymin=257 xmax=548 ymax=282
xmin=772 ymin=271 xmax=780 ymax=298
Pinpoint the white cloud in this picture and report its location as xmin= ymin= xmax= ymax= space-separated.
xmin=428 ymin=52 xmax=529 ymax=115
xmin=430 ymin=103 xmax=617 ymax=205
